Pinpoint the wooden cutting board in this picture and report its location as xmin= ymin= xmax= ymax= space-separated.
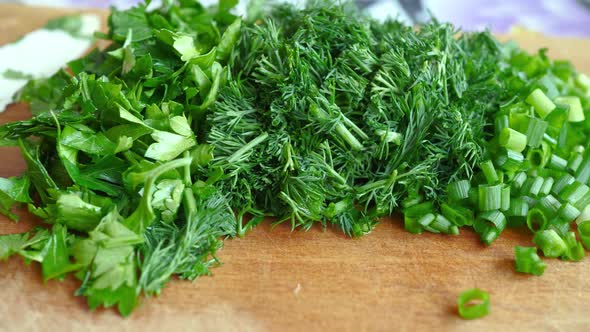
xmin=2 ymin=4 xmax=590 ymax=331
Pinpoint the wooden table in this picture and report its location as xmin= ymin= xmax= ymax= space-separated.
xmin=1 ymin=4 xmax=590 ymax=331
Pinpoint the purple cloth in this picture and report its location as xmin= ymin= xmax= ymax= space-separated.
xmin=427 ymin=0 xmax=590 ymax=37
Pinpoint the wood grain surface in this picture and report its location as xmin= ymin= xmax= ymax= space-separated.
xmin=1 ymin=5 xmax=590 ymax=332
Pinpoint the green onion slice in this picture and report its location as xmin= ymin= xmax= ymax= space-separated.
xmin=499 ymin=128 xmax=527 ymax=152
xmin=447 ymin=180 xmax=471 ymax=201
xmin=475 ymin=210 xmax=507 ymax=245
xmin=526 ymin=88 xmax=556 ymax=119
xmin=480 ymin=160 xmax=499 ymax=184
xmin=539 ymin=177 xmax=554 ymax=196
xmin=479 ymin=184 xmax=502 ymax=211
xmin=533 ymin=229 xmax=567 ymax=258
xmin=514 ymin=246 xmax=546 ymax=276
xmin=548 ymin=154 xmax=567 ymax=171
xmin=441 ymin=203 xmax=473 ymax=227
xmin=552 ymin=174 xmax=575 ymax=196
xmin=558 ymin=202 xmax=581 ymax=221
xmin=525 ymin=117 xmax=548 ymax=148
xmin=577 ymin=220 xmax=590 ymax=250
xmin=457 ymin=289 xmax=490 ymax=320
xmin=562 ymin=231 xmax=585 ymax=261
xmin=527 ymin=208 xmax=548 ymax=232
xmin=554 ymin=96 xmax=585 ymax=122
xmin=574 ymin=154 xmax=590 ymax=184
xmin=568 ymin=154 xmax=583 ymax=173
xmin=512 ymin=172 xmax=527 ymax=192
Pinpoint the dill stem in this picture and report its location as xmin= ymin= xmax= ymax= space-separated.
xmin=226 ymin=132 xmax=269 ymax=164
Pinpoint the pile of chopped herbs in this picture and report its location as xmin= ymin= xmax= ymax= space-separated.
xmin=1 ymin=0 xmax=590 ymax=317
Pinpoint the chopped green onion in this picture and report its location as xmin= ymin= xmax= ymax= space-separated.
xmin=560 ymin=181 xmax=590 ymax=206
xmin=552 ymin=60 xmax=573 ymax=81
xmin=480 ymin=161 xmax=499 ymax=184
xmin=533 ymin=229 xmax=567 ymax=258
xmin=503 ymin=170 xmax=515 ymax=181
xmin=542 ymin=134 xmax=557 ymax=147
xmin=551 ymin=174 xmax=575 ymax=196
xmin=527 ymin=208 xmax=548 ymax=232
xmin=562 ymin=231 xmax=585 ymax=261
xmin=574 ymin=145 xmax=585 ymax=154
xmin=558 ymin=202 xmax=581 ymax=221
xmin=511 ymin=172 xmax=527 ymax=192
xmin=441 ymin=203 xmax=473 ymax=227
xmin=507 ymin=197 xmax=529 ymax=217
xmin=538 ymin=168 xmax=561 ymax=178
xmin=554 ymin=96 xmax=585 ymax=122
xmin=514 ymin=246 xmax=546 ymax=276
xmin=545 ymin=104 xmax=568 ymax=132
xmin=537 ymin=195 xmax=561 ymax=218
xmin=478 ymin=184 xmax=502 ymax=211
xmin=576 ymin=205 xmax=590 ymax=225
xmin=457 ymin=288 xmax=490 ymax=320
xmin=475 ymin=210 xmax=507 ymax=245
xmin=401 ymin=194 xmax=423 ymax=208
xmin=521 ymin=177 xmax=544 ymax=197
xmin=539 ymin=177 xmax=554 ymax=196
xmin=495 ymin=115 xmax=509 ymax=136
xmin=574 ymin=154 xmax=590 ymax=184
xmin=403 ymin=215 xmax=423 ymax=234
xmin=447 ymin=180 xmax=471 ymax=201
xmin=525 ymin=57 xmax=551 ymax=78
xmin=403 ymin=201 xmax=433 ymax=218
xmin=547 ymin=217 xmax=570 ymax=237
xmin=429 ymin=214 xmax=459 ymax=235
xmin=499 ymin=128 xmax=527 ymax=152
xmin=417 ymin=213 xmax=436 ymax=228
xmin=547 ymin=154 xmax=567 ymax=171
xmin=574 ymin=191 xmax=590 ymax=211
xmin=507 ymin=217 xmax=526 ymax=228
xmin=522 ymin=196 xmax=537 ymax=207
xmin=506 ymin=198 xmax=528 ymax=227
xmin=568 ymin=154 xmax=583 ymax=173
xmin=526 ymin=88 xmax=556 ymax=119
xmin=496 ymin=170 xmax=505 ymax=184
xmin=577 ymin=221 xmax=590 ymax=250
xmin=495 ymin=149 xmax=525 ymax=172
xmin=501 ymin=186 xmax=511 ymax=211
xmin=575 ymin=73 xmax=590 ymax=91
xmin=468 ymin=187 xmax=479 ymax=207
xmin=525 ymin=117 xmax=548 ymax=148
xmin=507 ymin=102 xmax=532 ymax=132
xmin=556 ymin=120 xmax=569 ymax=149
xmin=526 ymin=146 xmax=549 ymax=170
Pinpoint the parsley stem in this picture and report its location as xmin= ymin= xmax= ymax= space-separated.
xmin=182 ymin=151 xmax=192 ymax=186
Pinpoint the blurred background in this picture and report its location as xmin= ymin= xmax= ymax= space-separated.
xmin=0 ymin=0 xmax=590 ymax=37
